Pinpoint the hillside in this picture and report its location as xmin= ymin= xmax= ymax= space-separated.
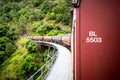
xmin=0 ymin=0 xmax=72 ymax=36
xmin=0 ymin=0 xmax=72 ymax=79
xmin=0 ymin=38 xmax=51 ymax=79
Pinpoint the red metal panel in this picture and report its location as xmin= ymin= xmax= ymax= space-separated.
xmin=78 ymin=0 xmax=120 ymax=80
xmin=62 ymin=40 xmax=71 ymax=46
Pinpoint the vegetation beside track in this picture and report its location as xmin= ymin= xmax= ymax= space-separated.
xmin=0 ymin=38 xmax=51 ymax=80
xmin=0 ymin=0 xmax=72 ymax=79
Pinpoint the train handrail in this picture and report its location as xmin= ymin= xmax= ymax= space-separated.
xmin=27 ymin=41 xmax=58 ymax=80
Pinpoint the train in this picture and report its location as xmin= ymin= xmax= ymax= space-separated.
xmin=26 ymin=34 xmax=71 ymax=47
xmin=72 ymin=0 xmax=120 ymax=80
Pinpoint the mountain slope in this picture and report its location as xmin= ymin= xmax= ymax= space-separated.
xmin=0 ymin=0 xmax=72 ymax=36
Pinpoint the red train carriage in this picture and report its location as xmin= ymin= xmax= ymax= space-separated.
xmin=52 ymin=36 xmax=62 ymax=44
xmin=29 ymin=35 xmax=71 ymax=46
xmin=43 ymin=36 xmax=52 ymax=42
xmin=31 ymin=36 xmax=43 ymax=41
xmin=62 ymin=35 xmax=71 ymax=46
xmin=72 ymin=0 xmax=120 ymax=80
xmin=28 ymin=36 xmax=43 ymax=41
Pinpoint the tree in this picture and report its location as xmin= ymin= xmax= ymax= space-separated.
xmin=0 ymin=37 xmax=15 ymax=64
xmin=0 ymin=23 xmax=17 ymax=64
xmin=32 ymin=0 xmax=44 ymax=7
xmin=26 ymin=40 xmax=38 ymax=53
xmin=20 ymin=55 xmax=38 ymax=77
xmin=5 ymin=43 xmax=16 ymax=55
xmin=0 ymin=51 xmax=5 ymax=64
xmin=0 ymin=37 xmax=11 ymax=51
xmin=0 ymin=24 xmax=9 ymax=37
xmin=7 ymin=28 xmax=18 ymax=40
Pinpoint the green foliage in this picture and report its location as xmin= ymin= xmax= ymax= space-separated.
xmin=1 ymin=2 xmax=20 ymax=22
xmin=5 ymin=43 xmax=16 ymax=54
xmin=32 ymin=0 xmax=43 ymax=7
xmin=31 ymin=9 xmax=45 ymax=21
xmin=0 ymin=23 xmax=17 ymax=64
xmin=0 ymin=37 xmax=11 ymax=50
xmin=0 ymin=51 xmax=5 ymax=64
xmin=47 ymin=30 xmax=67 ymax=36
xmin=0 ymin=0 xmax=71 ymax=66
xmin=46 ymin=0 xmax=71 ymax=25
xmin=20 ymin=55 xmax=38 ymax=77
xmin=0 ymin=24 xmax=9 ymax=37
xmin=29 ymin=21 xmax=67 ymax=36
xmin=7 ymin=28 xmax=18 ymax=40
xmin=26 ymin=40 xmax=38 ymax=53
xmin=55 ymin=14 xmax=63 ymax=23
xmin=0 ymin=38 xmax=50 ymax=80
xmin=0 ymin=23 xmax=17 ymax=39
xmin=0 ymin=0 xmax=71 ymax=36
xmin=0 ymin=42 xmax=16 ymax=63
xmin=46 ymin=12 xmax=56 ymax=20
xmin=0 ymin=37 xmax=16 ymax=64
xmin=40 ymin=1 xmax=53 ymax=14
xmin=0 ymin=0 xmax=73 ymax=79
xmin=61 ymin=14 xmax=70 ymax=25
